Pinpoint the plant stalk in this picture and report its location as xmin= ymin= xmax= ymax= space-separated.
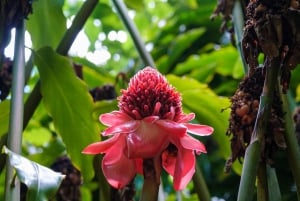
xmin=111 ymin=0 xmax=156 ymax=67
xmin=281 ymin=93 xmax=300 ymax=200
xmin=140 ymin=158 xmax=161 ymax=201
xmin=237 ymin=57 xmax=281 ymax=201
xmin=232 ymin=0 xmax=247 ymax=73
xmin=4 ymin=20 xmax=25 ymax=201
xmin=192 ymin=163 xmax=211 ymax=201
xmin=257 ymin=162 xmax=268 ymax=201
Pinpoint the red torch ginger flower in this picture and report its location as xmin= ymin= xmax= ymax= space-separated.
xmin=82 ymin=67 xmax=213 ymax=190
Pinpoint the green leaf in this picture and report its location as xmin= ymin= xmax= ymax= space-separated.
xmin=125 ymin=0 xmax=145 ymax=11
xmin=173 ymin=46 xmax=243 ymax=81
xmin=158 ymin=28 xmax=206 ymax=73
xmin=28 ymin=136 xmax=66 ymax=167
xmin=33 ymin=47 xmax=99 ymax=181
xmin=26 ymin=0 xmax=66 ymax=49
xmin=166 ymin=75 xmax=231 ymax=159
xmin=296 ymin=84 xmax=300 ymax=102
xmin=0 ymin=100 xmax=9 ymax=137
xmin=23 ymin=127 xmax=52 ymax=146
xmin=3 ymin=146 xmax=65 ymax=201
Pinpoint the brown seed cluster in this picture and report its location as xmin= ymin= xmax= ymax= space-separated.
xmin=225 ymin=67 xmax=286 ymax=172
xmin=242 ymin=0 xmax=300 ymax=92
xmin=90 ymin=84 xmax=116 ymax=101
xmin=51 ymin=156 xmax=82 ymax=201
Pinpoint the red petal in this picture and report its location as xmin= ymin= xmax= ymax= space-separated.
xmin=101 ymin=135 xmax=136 ymax=188
xmin=100 ymin=111 xmax=132 ymax=126
xmin=102 ymin=150 xmax=136 ymax=188
xmin=184 ymin=123 xmax=214 ymax=136
xmin=82 ymin=134 xmax=120 ymax=154
xmin=176 ymin=113 xmax=195 ymax=123
xmin=162 ymin=151 xmax=176 ymax=175
xmin=102 ymin=120 xmax=140 ymax=136
xmin=143 ymin=116 xmax=159 ymax=123
xmin=126 ymin=121 xmax=169 ymax=158
xmin=180 ymin=135 xmax=207 ymax=154
xmin=173 ymin=148 xmax=196 ymax=190
xmin=135 ymin=158 xmax=143 ymax=174
xmin=155 ymin=120 xmax=187 ymax=138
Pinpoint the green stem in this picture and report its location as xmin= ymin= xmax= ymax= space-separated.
xmin=4 ymin=20 xmax=25 ymax=201
xmin=140 ymin=158 xmax=161 ymax=201
xmin=232 ymin=0 xmax=247 ymax=74
xmin=257 ymin=162 xmax=268 ymax=201
xmin=192 ymin=163 xmax=210 ymax=201
xmin=56 ymin=0 xmax=98 ymax=55
xmin=266 ymin=165 xmax=282 ymax=201
xmin=281 ymin=93 xmax=300 ymax=200
xmin=237 ymin=57 xmax=281 ymax=201
xmin=93 ymin=155 xmax=110 ymax=201
xmin=112 ymin=0 xmax=156 ymax=67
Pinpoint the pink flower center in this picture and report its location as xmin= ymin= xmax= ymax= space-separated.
xmin=118 ymin=67 xmax=182 ymax=120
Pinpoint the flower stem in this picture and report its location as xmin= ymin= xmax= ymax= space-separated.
xmin=281 ymin=93 xmax=300 ymax=200
xmin=192 ymin=163 xmax=210 ymax=201
xmin=237 ymin=57 xmax=281 ymax=201
xmin=4 ymin=20 xmax=25 ymax=201
xmin=140 ymin=158 xmax=161 ymax=201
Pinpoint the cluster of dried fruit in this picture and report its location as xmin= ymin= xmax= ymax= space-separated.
xmin=90 ymin=84 xmax=116 ymax=101
xmin=210 ymin=0 xmax=236 ymax=32
xmin=51 ymin=157 xmax=82 ymax=201
xmin=225 ymin=67 xmax=286 ymax=172
xmin=243 ymin=0 xmax=300 ymax=91
xmin=222 ymin=0 xmax=300 ymax=171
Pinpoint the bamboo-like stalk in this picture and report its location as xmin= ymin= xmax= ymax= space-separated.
xmin=281 ymin=93 xmax=300 ymax=200
xmin=237 ymin=57 xmax=281 ymax=201
xmin=4 ymin=20 xmax=25 ymax=201
xmin=266 ymin=165 xmax=282 ymax=201
xmin=192 ymin=163 xmax=211 ymax=201
xmin=257 ymin=162 xmax=268 ymax=201
xmin=232 ymin=0 xmax=248 ymax=73
xmin=111 ymin=0 xmax=156 ymax=68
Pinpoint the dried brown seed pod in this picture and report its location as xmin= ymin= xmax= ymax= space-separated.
xmin=226 ymin=67 xmax=286 ymax=172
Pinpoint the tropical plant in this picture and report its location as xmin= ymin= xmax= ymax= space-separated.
xmin=0 ymin=0 xmax=300 ymax=201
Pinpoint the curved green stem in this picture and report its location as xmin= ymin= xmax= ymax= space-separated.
xmin=192 ymin=163 xmax=210 ymax=201
xmin=4 ymin=20 xmax=25 ymax=201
